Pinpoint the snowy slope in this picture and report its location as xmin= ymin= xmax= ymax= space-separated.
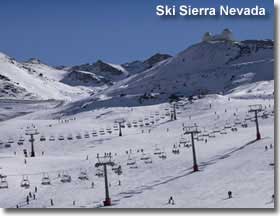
xmin=0 ymin=53 xmax=89 ymax=101
xmin=0 ymin=92 xmax=274 ymax=208
xmin=57 ymin=39 xmax=273 ymax=116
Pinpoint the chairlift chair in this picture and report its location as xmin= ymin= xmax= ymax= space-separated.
xmin=127 ymin=156 xmax=138 ymax=168
xmin=96 ymin=168 xmax=104 ymax=177
xmin=41 ymin=173 xmax=51 ymax=185
xmin=92 ymin=131 xmax=98 ymax=137
xmin=49 ymin=136 xmax=55 ymax=141
xmin=0 ymin=174 xmax=8 ymax=189
xmin=60 ymin=171 xmax=71 ymax=183
xmin=40 ymin=135 xmax=46 ymax=141
xmin=4 ymin=143 xmax=11 ymax=148
xmin=58 ymin=135 xmax=64 ymax=141
xmin=78 ymin=170 xmax=89 ymax=180
xmin=144 ymin=157 xmax=153 ymax=164
xmin=20 ymin=175 xmax=30 ymax=189
xmin=159 ymin=152 xmax=167 ymax=159
xmin=67 ymin=134 xmax=73 ymax=140
xmin=220 ymin=129 xmax=227 ymax=135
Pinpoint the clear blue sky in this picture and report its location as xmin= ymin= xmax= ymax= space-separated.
xmin=0 ymin=0 xmax=274 ymax=66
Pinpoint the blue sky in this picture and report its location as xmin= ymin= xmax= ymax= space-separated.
xmin=0 ymin=0 xmax=274 ymax=66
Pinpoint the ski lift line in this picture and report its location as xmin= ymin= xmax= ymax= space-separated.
xmin=3 ymin=165 xmax=94 ymax=178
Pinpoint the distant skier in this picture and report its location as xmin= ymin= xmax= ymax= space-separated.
xmin=33 ymin=194 xmax=36 ymax=200
xmin=35 ymin=186 xmax=37 ymax=193
xmin=228 ymin=191 xmax=232 ymax=199
xmin=118 ymin=180 xmax=121 ymax=186
xmin=26 ymin=196 xmax=29 ymax=205
xmin=270 ymin=144 xmax=273 ymax=149
xmin=50 ymin=199 xmax=54 ymax=206
xmin=91 ymin=182 xmax=94 ymax=188
xmin=265 ymin=146 xmax=268 ymax=151
xmin=168 ymin=196 xmax=175 ymax=205
xmin=73 ymin=200 xmax=76 ymax=206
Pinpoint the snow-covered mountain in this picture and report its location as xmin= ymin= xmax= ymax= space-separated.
xmin=0 ymin=53 xmax=89 ymax=100
xmin=0 ymin=35 xmax=274 ymax=209
xmin=106 ymin=40 xmax=273 ymax=101
xmin=58 ymin=39 xmax=273 ymax=115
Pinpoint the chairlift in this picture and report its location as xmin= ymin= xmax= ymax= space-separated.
xmin=140 ymin=153 xmax=151 ymax=161
xmin=41 ymin=173 xmax=51 ymax=185
xmin=60 ymin=171 xmax=71 ymax=183
xmin=78 ymin=170 xmax=89 ymax=180
xmin=40 ymin=135 xmax=46 ymax=141
xmin=4 ymin=143 xmax=11 ymax=148
xmin=49 ymin=136 xmax=55 ymax=141
xmin=92 ymin=130 xmax=98 ymax=136
xmin=76 ymin=134 xmax=82 ymax=139
xmin=159 ymin=152 xmax=167 ymax=159
xmin=58 ymin=135 xmax=64 ymax=141
xmin=113 ymin=124 xmax=119 ymax=131
xmin=96 ymin=168 xmax=104 ymax=177
xmin=17 ymin=139 xmax=24 ymax=145
xmin=84 ymin=133 xmax=90 ymax=138
xmin=115 ymin=165 xmax=123 ymax=175
xmin=153 ymin=146 xmax=161 ymax=155
xmin=0 ymin=174 xmax=8 ymax=189
xmin=209 ymin=132 xmax=216 ymax=138
xmin=127 ymin=156 xmax=138 ymax=168
xmin=234 ymin=118 xmax=241 ymax=125
xmin=172 ymin=145 xmax=180 ymax=154
xmin=144 ymin=157 xmax=153 ymax=164
xmin=99 ymin=129 xmax=105 ymax=135
xmin=67 ymin=134 xmax=73 ymax=140
xmin=220 ymin=129 xmax=227 ymax=135
xmin=20 ymin=175 xmax=30 ymax=188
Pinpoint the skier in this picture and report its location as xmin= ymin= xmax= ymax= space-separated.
xmin=24 ymin=159 xmax=27 ymax=165
xmin=26 ymin=196 xmax=29 ymax=205
xmin=33 ymin=194 xmax=36 ymax=200
xmin=29 ymin=192 xmax=32 ymax=198
xmin=168 ymin=196 xmax=174 ymax=205
xmin=270 ymin=144 xmax=273 ymax=149
xmin=228 ymin=191 xmax=232 ymax=199
xmin=50 ymin=199 xmax=54 ymax=206
xmin=35 ymin=186 xmax=37 ymax=193
xmin=118 ymin=180 xmax=121 ymax=186
xmin=265 ymin=146 xmax=268 ymax=151
xmin=73 ymin=201 xmax=76 ymax=206
xmin=91 ymin=182 xmax=94 ymax=188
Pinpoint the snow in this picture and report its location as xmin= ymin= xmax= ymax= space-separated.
xmin=0 ymin=92 xmax=274 ymax=208
xmin=0 ymin=53 xmax=90 ymax=101
xmin=0 ymin=38 xmax=274 ymax=208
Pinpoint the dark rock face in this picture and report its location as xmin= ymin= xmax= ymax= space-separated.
xmin=71 ymin=60 xmax=123 ymax=76
xmin=61 ymin=70 xmax=110 ymax=86
xmin=122 ymin=53 xmax=172 ymax=74
xmin=143 ymin=53 xmax=172 ymax=69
